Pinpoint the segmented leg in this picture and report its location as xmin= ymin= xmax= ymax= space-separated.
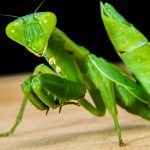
xmin=0 ymin=63 xmax=86 ymax=137
xmin=0 ymin=97 xmax=27 ymax=136
xmin=85 ymin=54 xmax=124 ymax=145
xmin=0 ymin=64 xmax=57 ymax=137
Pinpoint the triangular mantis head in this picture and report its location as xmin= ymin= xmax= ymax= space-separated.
xmin=6 ymin=12 xmax=57 ymax=56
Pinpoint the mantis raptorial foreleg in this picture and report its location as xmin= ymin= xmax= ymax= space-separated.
xmin=0 ymin=62 xmax=107 ymax=137
xmin=26 ymin=63 xmax=108 ymax=117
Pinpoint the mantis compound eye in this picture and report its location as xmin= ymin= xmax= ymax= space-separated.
xmin=6 ymin=20 xmax=25 ymax=46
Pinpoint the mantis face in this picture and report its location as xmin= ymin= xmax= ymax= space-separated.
xmin=6 ymin=12 xmax=57 ymax=56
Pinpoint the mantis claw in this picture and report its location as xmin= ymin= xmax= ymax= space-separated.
xmin=46 ymin=108 xmax=50 ymax=115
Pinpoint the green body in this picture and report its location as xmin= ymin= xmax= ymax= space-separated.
xmin=101 ymin=3 xmax=150 ymax=94
xmin=1 ymin=2 xmax=150 ymax=146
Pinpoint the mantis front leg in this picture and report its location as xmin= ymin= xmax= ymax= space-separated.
xmin=0 ymin=63 xmax=105 ymax=136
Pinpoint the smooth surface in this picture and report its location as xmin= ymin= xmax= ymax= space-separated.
xmin=0 ymin=74 xmax=150 ymax=150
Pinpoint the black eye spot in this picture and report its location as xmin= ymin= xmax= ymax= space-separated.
xmin=67 ymin=50 xmax=73 ymax=55
xmin=119 ymin=51 xmax=126 ymax=54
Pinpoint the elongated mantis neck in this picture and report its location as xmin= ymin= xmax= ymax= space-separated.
xmin=43 ymin=35 xmax=86 ymax=85
xmin=48 ymin=27 xmax=90 ymax=73
xmin=51 ymin=28 xmax=90 ymax=61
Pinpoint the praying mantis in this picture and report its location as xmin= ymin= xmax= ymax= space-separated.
xmin=0 ymin=1 xmax=150 ymax=146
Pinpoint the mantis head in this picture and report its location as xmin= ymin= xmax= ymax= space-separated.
xmin=6 ymin=12 xmax=57 ymax=56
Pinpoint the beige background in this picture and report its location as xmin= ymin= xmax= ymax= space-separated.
xmin=0 ymin=74 xmax=150 ymax=150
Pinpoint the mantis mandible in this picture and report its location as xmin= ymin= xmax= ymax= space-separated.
xmin=0 ymin=1 xmax=150 ymax=146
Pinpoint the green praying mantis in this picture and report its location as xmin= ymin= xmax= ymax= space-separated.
xmin=0 ymin=1 xmax=150 ymax=146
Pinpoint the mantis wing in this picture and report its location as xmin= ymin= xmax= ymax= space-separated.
xmin=89 ymin=54 xmax=150 ymax=120
xmin=89 ymin=55 xmax=150 ymax=104
xmin=101 ymin=2 xmax=150 ymax=95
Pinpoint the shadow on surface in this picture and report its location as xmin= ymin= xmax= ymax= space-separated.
xmin=8 ymin=124 xmax=150 ymax=149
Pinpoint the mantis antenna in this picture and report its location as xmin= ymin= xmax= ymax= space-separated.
xmin=34 ymin=0 xmax=47 ymax=13
xmin=0 ymin=14 xmax=19 ymax=18
xmin=0 ymin=0 xmax=46 ymax=19
xmin=0 ymin=14 xmax=26 ymax=23
xmin=33 ymin=0 xmax=47 ymax=19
